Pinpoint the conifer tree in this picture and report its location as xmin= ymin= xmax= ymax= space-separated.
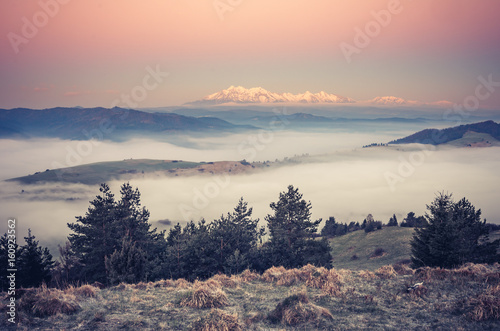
xmin=321 ymin=217 xmax=338 ymax=237
xmin=18 ymin=229 xmax=54 ymax=288
xmin=68 ymin=183 xmax=116 ymax=283
xmin=266 ymin=185 xmax=331 ymax=268
xmin=210 ymin=198 xmax=264 ymax=273
xmin=105 ymin=237 xmax=146 ymax=284
xmin=411 ymin=193 xmax=499 ymax=268
xmin=388 ymin=214 xmax=398 ymax=226
xmin=68 ymin=183 xmax=166 ymax=284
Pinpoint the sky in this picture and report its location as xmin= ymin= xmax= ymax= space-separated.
xmin=1 ymin=0 xmax=500 ymax=109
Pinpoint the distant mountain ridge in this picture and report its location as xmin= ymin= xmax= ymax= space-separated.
xmin=188 ymin=86 xmax=355 ymax=105
xmin=389 ymin=120 xmax=500 ymax=145
xmin=0 ymin=107 xmax=253 ymax=140
xmin=187 ymin=86 xmax=452 ymax=106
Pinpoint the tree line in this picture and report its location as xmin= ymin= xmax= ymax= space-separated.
xmin=1 ymin=184 xmax=498 ymax=290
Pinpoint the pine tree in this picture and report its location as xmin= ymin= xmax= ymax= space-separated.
xmin=321 ymin=217 xmax=338 ymax=237
xmin=266 ymin=185 xmax=331 ymax=268
xmin=388 ymin=214 xmax=398 ymax=226
xmin=52 ymin=241 xmax=81 ymax=287
xmin=210 ymin=198 xmax=264 ymax=273
xmin=68 ymin=183 xmax=166 ymax=284
xmin=68 ymin=183 xmax=116 ymax=283
xmin=105 ymin=237 xmax=146 ymax=284
xmin=113 ymin=183 xmax=167 ymax=281
xmin=401 ymin=212 xmax=428 ymax=227
xmin=18 ymin=229 xmax=54 ymax=288
xmin=411 ymin=193 xmax=499 ymax=268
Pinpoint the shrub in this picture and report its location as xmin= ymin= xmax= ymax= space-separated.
xmin=370 ymin=247 xmax=386 ymax=258
xmin=191 ymin=309 xmax=242 ymax=331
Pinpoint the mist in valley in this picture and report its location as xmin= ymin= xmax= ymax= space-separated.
xmin=1 ymin=128 xmax=500 ymax=255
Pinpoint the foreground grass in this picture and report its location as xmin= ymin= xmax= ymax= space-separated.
xmin=2 ymin=263 xmax=499 ymax=330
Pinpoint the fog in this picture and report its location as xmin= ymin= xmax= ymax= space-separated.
xmin=0 ymin=130 xmax=402 ymax=180
xmin=1 ymin=131 xmax=500 ymax=254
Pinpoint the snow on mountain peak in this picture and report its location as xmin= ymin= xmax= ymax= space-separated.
xmin=195 ymin=86 xmax=355 ymax=104
xmin=188 ymin=87 xmax=452 ymax=107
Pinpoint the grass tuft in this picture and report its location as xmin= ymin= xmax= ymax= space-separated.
xmin=210 ymin=274 xmax=238 ymax=288
xmin=180 ymin=285 xmax=229 ymax=309
xmin=239 ymin=269 xmax=260 ymax=282
xmin=19 ymin=285 xmax=80 ymax=317
xmin=375 ymin=265 xmax=397 ymax=279
xmin=191 ymin=308 xmax=242 ymax=331
xmin=65 ymin=284 xmax=100 ymax=298
xmin=267 ymin=290 xmax=333 ymax=326
xmin=463 ymin=285 xmax=500 ymax=321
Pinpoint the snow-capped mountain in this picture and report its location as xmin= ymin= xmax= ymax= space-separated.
xmin=188 ymin=86 xmax=356 ymax=105
xmin=368 ymin=96 xmax=419 ymax=105
xmin=186 ymin=86 xmax=451 ymax=107
xmin=367 ymin=96 xmax=452 ymax=107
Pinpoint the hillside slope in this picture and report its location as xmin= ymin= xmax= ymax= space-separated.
xmin=7 ymin=159 xmax=258 ymax=185
xmin=389 ymin=120 xmax=500 ymax=145
xmin=329 ymin=227 xmax=414 ymax=270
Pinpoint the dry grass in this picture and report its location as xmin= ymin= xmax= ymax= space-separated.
xmin=267 ymin=290 xmax=333 ymax=326
xmin=65 ymin=284 xmax=100 ymax=298
xmin=5 ymin=263 xmax=500 ymax=330
xmin=464 ymin=285 xmax=500 ymax=321
xmin=262 ymin=264 xmax=344 ymax=296
xmin=375 ymin=265 xmax=397 ymax=279
xmin=175 ymin=278 xmax=192 ymax=289
xmin=210 ymin=274 xmax=238 ymax=288
xmin=393 ymin=262 xmax=415 ymax=275
xmin=180 ymin=285 xmax=229 ymax=309
xmin=358 ymin=270 xmax=377 ymax=280
xmin=191 ymin=309 xmax=242 ymax=331
xmin=19 ymin=285 xmax=80 ymax=317
xmin=239 ymin=269 xmax=260 ymax=282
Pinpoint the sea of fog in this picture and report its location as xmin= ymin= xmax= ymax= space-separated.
xmin=1 ymin=129 xmax=500 ymax=254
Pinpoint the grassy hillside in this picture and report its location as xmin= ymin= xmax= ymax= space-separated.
xmin=3 ymin=263 xmax=499 ymax=330
xmin=8 ymin=159 xmax=202 ymax=185
xmin=328 ymin=227 xmax=414 ymax=270
xmin=7 ymin=159 xmax=259 ymax=185
xmin=445 ymin=131 xmax=500 ymax=147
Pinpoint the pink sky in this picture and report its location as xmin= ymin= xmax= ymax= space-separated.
xmin=1 ymin=0 xmax=500 ymax=109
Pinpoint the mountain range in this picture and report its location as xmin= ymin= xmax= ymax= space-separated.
xmin=0 ymin=107 xmax=253 ymax=140
xmin=187 ymin=86 xmax=452 ymax=107
xmin=187 ymin=86 xmax=355 ymax=105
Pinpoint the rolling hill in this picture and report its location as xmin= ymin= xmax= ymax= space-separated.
xmin=328 ymin=227 xmax=414 ymax=271
xmin=388 ymin=120 xmax=500 ymax=145
xmin=7 ymin=159 xmax=258 ymax=185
